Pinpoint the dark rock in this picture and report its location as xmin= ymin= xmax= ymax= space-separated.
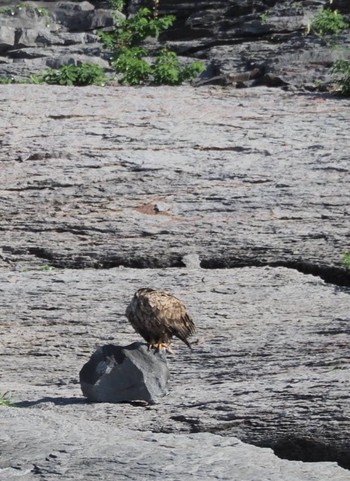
xmin=156 ymin=0 xmax=350 ymax=89
xmin=0 ymin=2 xmax=118 ymax=79
xmin=1 ymin=0 xmax=350 ymax=87
xmin=333 ymin=0 xmax=350 ymax=13
xmin=80 ymin=343 xmax=170 ymax=403
xmin=53 ymin=1 xmax=115 ymax=31
xmin=0 ymin=26 xmax=16 ymax=53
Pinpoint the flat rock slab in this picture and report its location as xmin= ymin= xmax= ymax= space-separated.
xmin=0 ymin=85 xmax=350 ymax=277
xmin=80 ymin=342 xmax=169 ymax=403
xmin=1 ymin=408 xmax=349 ymax=481
xmin=1 ymin=266 xmax=350 ymax=471
xmin=1 ymin=84 xmax=350 ymax=477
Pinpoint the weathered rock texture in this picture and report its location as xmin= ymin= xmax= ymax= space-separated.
xmin=1 ymin=409 xmax=350 ymax=481
xmin=157 ymin=0 xmax=350 ymax=89
xmin=1 ymin=85 xmax=349 ymax=280
xmin=1 ymin=267 xmax=350 ymax=478
xmin=80 ymin=342 xmax=169 ymax=402
xmin=1 ymin=84 xmax=350 ymax=479
xmin=0 ymin=1 xmax=116 ymax=78
xmin=0 ymin=0 xmax=350 ymax=89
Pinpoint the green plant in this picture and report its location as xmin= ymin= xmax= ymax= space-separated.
xmin=341 ymin=253 xmax=350 ymax=269
xmin=0 ymin=393 xmax=11 ymax=407
xmin=109 ymin=0 xmax=124 ymax=12
xmin=0 ymin=3 xmax=49 ymax=16
xmin=0 ymin=76 xmax=15 ymax=84
xmin=0 ymin=74 xmax=44 ymax=84
xmin=331 ymin=59 xmax=350 ymax=95
xmin=39 ymin=264 xmax=55 ymax=271
xmin=28 ymin=74 xmax=44 ymax=84
xmin=153 ymin=50 xmax=183 ymax=85
xmin=112 ymin=47 xmax=151 ymax=84
xmin=153 ymin=50 xmax=205 ymax=85
xmin=310 ymin=8 xmax=348 ymax=36
xmin=259 ymin=10 xmax=271 ymax=23
xmin=99 ymin=7 xmax=175 ymax=51
xmin=0 ymin=6 xmax=15 ymax=15
xmin=36 ymin=6 xmax=49 ymax=16
xmin=98 ymin=0 xmax=204 ymax=85
xmin=42 ymin=63 xmax=106 ymax=86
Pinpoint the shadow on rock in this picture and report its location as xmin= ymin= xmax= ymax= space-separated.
xmin=13 ymin=396 xmax=87 ymax=408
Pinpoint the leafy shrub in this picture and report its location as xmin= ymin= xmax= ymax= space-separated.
xmin=0 ymin=3 xmax=49 ymax=16
xmin=178 ymin=60 xmax=206 ymax=83
xmin=341 ymin=253 xmax=350 ymax=270
xmin=153 ymin=50 xmax=182 ymax=85
xmin=259 ymin=9 xmax=271 ymax=24
xmin=310 ymin=8 xmax=348 ymax=36
xmin=42 ymin=63 xmax=106 ymax=86
xmin=28 ymin=74 xmax=44 ymax=84
xmin=0 ymin=76 xmax=14 ymax=84
xmin=0 ymin=75 xmax=43 ymax=84
xmin=98 ymin=0 xmax=204 ymax=86
xmin=99 ymin=6 xmax=175 ymax=51
xmin=36 ymin=6 xmax=49 ymax=17
xmin=0 ymin=66 xmax=105 ymax=86
xmin=108 ymin=0 xmax=124 ymax=13
xmin=112 ymin=47 xmax=151 ymax=85
xmin=153 ymin=50 xmax=205 ymax=85
xmin=0 ymin=7 xmax=15 ymax=15
xmin=331 ymin=59 xmax=350 ymax=96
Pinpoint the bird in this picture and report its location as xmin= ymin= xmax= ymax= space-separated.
xmin=125 ymin=288 xmax=195 ymax=352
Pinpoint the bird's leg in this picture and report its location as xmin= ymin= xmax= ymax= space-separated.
xmin=148 ymin=340 xmax=162 ymax=350
xmin=147 ymin=341 xmax=174 ymax=354
xmin=158 ymin=342 xmax=174 ymax=354
xmin=147 ymin=341 xmax=173 ymax=353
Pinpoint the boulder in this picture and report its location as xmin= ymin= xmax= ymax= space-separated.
xmin=79 ymin=343 xmax=170 ymax=403
xmin=53 ymin=2 xmax=115 ymax=31
xmin=0 ymin=26 xmax=16 ymax=53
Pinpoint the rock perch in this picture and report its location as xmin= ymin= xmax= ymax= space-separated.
xmin=79 ymin=342 xmax=169 ymax=403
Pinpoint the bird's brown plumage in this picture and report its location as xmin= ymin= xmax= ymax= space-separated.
xmin=125 ymin=288 xmax=195 ymax=349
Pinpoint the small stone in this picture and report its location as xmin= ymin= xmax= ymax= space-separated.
xmin=79 ymin=342 xmax=169 ymax=404
xmin=181 ymin=254 xmax=201 ymax=269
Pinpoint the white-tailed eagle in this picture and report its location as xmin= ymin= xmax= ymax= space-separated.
xmin=126 ymin=288 xmax=195 ymax=351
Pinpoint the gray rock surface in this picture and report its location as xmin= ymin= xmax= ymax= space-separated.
xmin=1 ymin=266 xmax=350 ymax=478
xmin=0 ymin=0 xmax=350 ymax=89
xmin=0 ymin=1 xmax=116 ymax=78
xmin=1 ymin=84 xmax=350 ymax=478
xmin=80 ymin=342 xmax=169 ymax=402
xmin=1 ymin=408 xmax=349 ymax=481
xmin=0 ymin=85 xmax=349 ymax=280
